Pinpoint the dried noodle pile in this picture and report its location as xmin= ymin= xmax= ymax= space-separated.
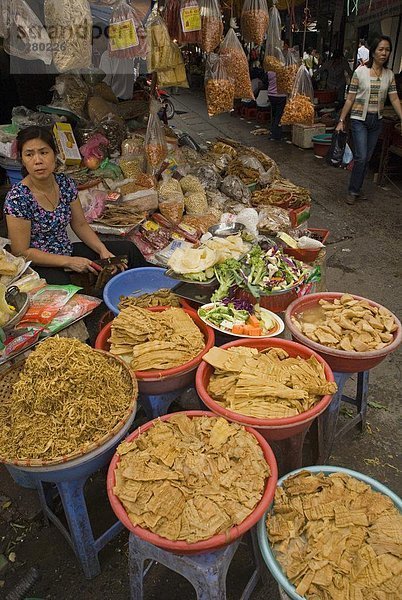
xmin=0 ymin=338 xmax=133 ymax=461
xmin=114 ymin=414 xmax=270 ymax=542
xmin=203 ymin=346 xmax=337 ymax=419
xmin=109 ymin=306 xmax=205 ymax=370
xmin=118 ymin=289 xmax=181 ymax=310
xmin=267 ymin=470 xmax=402 ymax=599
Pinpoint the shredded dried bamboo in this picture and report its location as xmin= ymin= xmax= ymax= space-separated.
xmin=0 ymin=338 xmax=134 ymax=461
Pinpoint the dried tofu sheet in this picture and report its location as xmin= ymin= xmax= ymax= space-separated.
xmin=267 ymin=471 xmax=402 ymax=599
xmin=109 ymin=306 xmax=205 ymax=370
xmin=292 ymin=294 xmax=397 ymax=352
xmin=114 ymin=415 xmax=270 ymax=542
xmin=203 ymin=346 xmax=337 ymax=419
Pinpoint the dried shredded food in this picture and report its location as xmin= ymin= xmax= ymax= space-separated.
xmin=0 ymin=338 xmax=134 ymax=461
xmin=109 ymin=306 xmax=205 ymax=370
xmin=118 ymin=290 xmax=181 ymax=309
xmin=267 ymin=470 xmax=402 ymax=599
xmin=203 ymin=346 xmax=337 ymax=419
xmin=293 ymin=294 xmax=397 ymax=352
xmin=114 ymin=414 xmax=270 ymax=542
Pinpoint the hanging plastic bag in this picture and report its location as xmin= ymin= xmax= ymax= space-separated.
xmin=205 ymin=53 xmax=235 ymax=117
xmin=241 ymin=0 xmax=269 ymax=46
xmin=165 ymin=0 xmax=202 ymax=44
xmin=5 ymin=0 xmax=52 ymax=65
xmin=44 ymin=0 xmax=92 ymax=71
xmin=146 ymin=13 xmax=188 ymax=88
xmin=281 ymin=65 xmax=315 ymax=125
xmin=145 ymin=99 xmax=168 ymax=172
xmin=200 ymin=0 xmax=223 ymax=53
xmin=219 ymin=28 xmax=254 ymax=100
xmin=108 ymin=0 xmax=147 ymax=59
xmin=326 ymin=131 xmax=348 ymax=167
xmin=278 ymin=47 xmax=300 ymax=94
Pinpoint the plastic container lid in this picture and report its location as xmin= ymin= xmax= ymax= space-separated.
xmin=312 ymin=133 xmax=332 ymax=143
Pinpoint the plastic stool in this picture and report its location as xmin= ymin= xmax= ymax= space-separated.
xmin=139 ymin=387 xmax=202 ymax=419
xmin=243 ymin=107 xmax=257 ymax=120
xmin=129 ymin=530 xmax=261 ymax=600
xmin=8 ymin=413 xmax=136 ymax=579
xmin=256 ymin=110 xmax=271 ymax=124
xmin=313 ymin=370 xmax=369 ymax=464
xmin=267 ymin=431 xmax=308 ymax=477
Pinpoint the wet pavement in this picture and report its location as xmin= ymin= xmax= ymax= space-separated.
xmin=0 ymin=89 xmax=401 ymax=599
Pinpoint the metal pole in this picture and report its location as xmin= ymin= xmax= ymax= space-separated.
xmin=302 ymin=0 xmax=309 ymax=56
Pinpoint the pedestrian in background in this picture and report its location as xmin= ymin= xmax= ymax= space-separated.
xmin=266 ymin=70 xmax=287 ymax=140
xmin=318 ymin=49 xmax=352 ymax=106
xmin=336 ymin=35 xmax=402 ymax=204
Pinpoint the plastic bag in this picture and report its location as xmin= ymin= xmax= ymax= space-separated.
xmin=51 ymin=75 xmax=89 ymax=117
xmin=241 ymin=0 xmax=269 ymax=46
xmin=205 ymin=53 xmax=235 ymax=117
xmin=83 ymin=189 xmax=108 ymax=223
xmin=185 ymin=191 xmax=208 ymax=216
xmin=326 ymin=131 xmax=348 ymax=168
xmin=44 ymin=0 xmax=92 ymax=72
xmin=193 ymin=165 xmax=221 ymax=190
xmin=5 ymin=0 xmax=52 ymax=65
xmin=108 ymin=0 xmax=147 ymax=59
xmin=165 ymin=0 xmax=202 ymax=44
xmin=200 ymin=0 xmax=223 ymax=53
xmin=146 ymin=16 xmax=188 ymax=88
xmin=99 ymin=114 xmax=127 ymax=155
xmin=219 ymin=28 xmax=254 ymax=100
xmin=20 ymin=285 xmax=80 ymax=326
xmin=258 ymin=206 xmax=291 ymax=234
xmin=264 ymin=1 xmax=283 ymax=63
xmin=46 ymin=295 xmax=102 ymax=334
xmin=342 ymin=143 xmax=353 ymax=166
xmin=220 ymin=175 xmax=251 ymax=203
xmin=80 ymin=133 xmax=109 ymax=169
xmin=145 ymin=99 xmax=168 ymax=171
xmin=281 ymin=65 xmax=314 ymax=125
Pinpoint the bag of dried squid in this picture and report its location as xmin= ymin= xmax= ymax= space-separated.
xmin=219 ymin=28 xmax=254 ymax=100
xmin=241 ymin=0 xmax=269 ymax=46
xmin=204 ymin=53 xmax=235 ymax=117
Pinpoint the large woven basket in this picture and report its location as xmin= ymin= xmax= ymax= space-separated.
xmin=0 ymin=349 xmax=138 ymax=468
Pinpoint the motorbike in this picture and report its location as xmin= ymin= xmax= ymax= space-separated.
xmin=135 ymin=75 xmax=175 ymax=121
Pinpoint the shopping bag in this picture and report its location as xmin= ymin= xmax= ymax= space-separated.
xmin=326 ymin=131 xmax=348 ymax=167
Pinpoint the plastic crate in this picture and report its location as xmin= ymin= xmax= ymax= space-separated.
xmin=292 ymin=124 xmax=325 ymax=149
xmin=288 ymin=204 xmax=311 ymax=227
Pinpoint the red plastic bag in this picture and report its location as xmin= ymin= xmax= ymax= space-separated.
xmin=20 ymin=285 xmax=80 ymax=326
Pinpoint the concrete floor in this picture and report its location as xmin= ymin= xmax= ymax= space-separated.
xmin=0 ymin=89 xmax=401 ymax=599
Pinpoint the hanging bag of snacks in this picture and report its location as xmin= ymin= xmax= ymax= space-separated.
xmin=219 ymin=28 xmax=254 ymax=100
xmin=263 ymin=1 xmax=285 ymax=80
xmin=145 ymin=99 xmax=168 ymax=172
xmin=165 ymin=0 xmax=202 ymax=44
xmin=204 ymin=53 xmax=235 ymax=117
xmin=108 ymin=0 xmax=147 ymax=59
xmin=241 ymin=0 xmax=269 ymax=46
xmin=200 ymin=0 xmax=223 ymax=53
xmin=146 ymin=13 xmax=188 ymax=88
xmin=281 ymin=65 xmax=315 ymax=125
xmin=280 ymin=46 xmax=300 ymax=94
xmin=44 ymin=0 xmax=92 ymax=71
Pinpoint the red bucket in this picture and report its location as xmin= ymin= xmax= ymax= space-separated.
xmin=107 ymin=410 xmax=278 ymax=554
xmin=95 ymin=306 xmax=215 ymax=395
xmin=285 ymin=292 xmax=402 ymax=373
xmin=195 ymin=338 xmax=335 ymax=441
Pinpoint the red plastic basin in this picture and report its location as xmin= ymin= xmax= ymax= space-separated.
xmin=95 ymin=306 xmax=215 ymax=395
xmin=195 ymin=338 xmax=335 ymax=441
xmin=107 ymin=410 xmax=278 ymax=554
xmin=285 ymin=292 xmax=402 ymax=373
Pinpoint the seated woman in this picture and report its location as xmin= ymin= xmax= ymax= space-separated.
xmin=4 ymin=126 xmax=147 ymax=285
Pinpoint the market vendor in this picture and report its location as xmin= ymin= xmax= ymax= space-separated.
xmin=4 ymin=126 xmax=147 ymax=285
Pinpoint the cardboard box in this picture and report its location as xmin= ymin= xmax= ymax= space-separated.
xmin=292 ymin=123 xmax=326 ymax=149
xmin=53 ymin=123 xmax=81 ymax=165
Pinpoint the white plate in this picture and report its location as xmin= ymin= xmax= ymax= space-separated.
xmin=198 ymin=303 xmax=284 ymax=338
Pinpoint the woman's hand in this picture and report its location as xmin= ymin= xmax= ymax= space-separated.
xmin=335 ymin=121 xmax=345 ymax=132
xmin=99 ymin=248 xmax=115 ymax=260
xmin=66 ymin=257 xmax=98 ymax=274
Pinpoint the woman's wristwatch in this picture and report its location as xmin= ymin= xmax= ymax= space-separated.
xmin=339 ymin=118 xmax=344 ymax=123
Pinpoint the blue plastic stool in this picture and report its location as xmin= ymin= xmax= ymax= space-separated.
xmin=129 ymin=529 xmax=262 ymax=600
xmin=314 ymin=370 xmax=369 ymax=464
xmin=8 ymin=413 xmax=136 ymax=579
xmin=139 ymin=388 xmax=203 ymax=419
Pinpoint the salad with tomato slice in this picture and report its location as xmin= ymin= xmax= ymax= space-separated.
xmin=198 ymin=302 xmax=278 ymax=336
